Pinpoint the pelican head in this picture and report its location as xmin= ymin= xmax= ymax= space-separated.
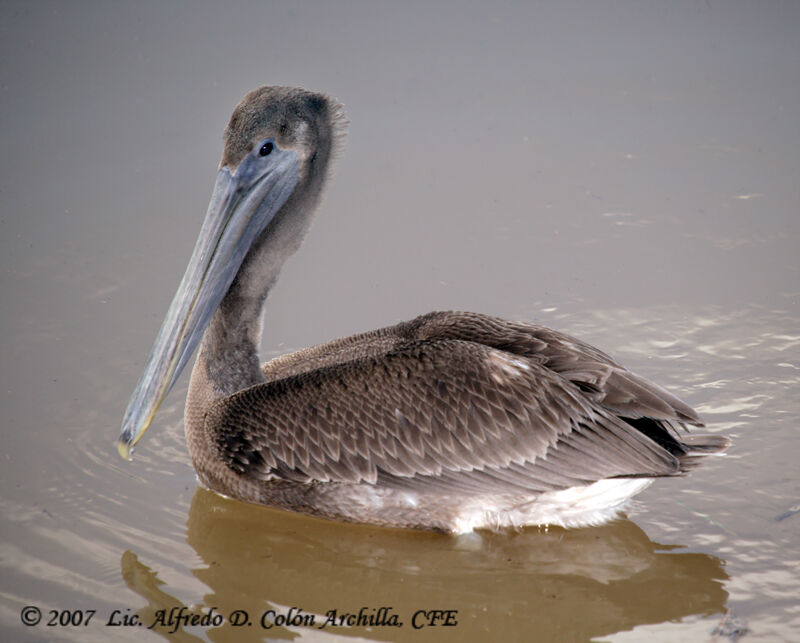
xmin=118 ymin=87 xmax=346 ymax=459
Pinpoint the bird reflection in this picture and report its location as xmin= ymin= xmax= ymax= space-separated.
xmin=120 ymin=487 xmax=729 ymax=641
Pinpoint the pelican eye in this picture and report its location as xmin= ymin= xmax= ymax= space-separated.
xmin=259 ymin=141 xmax=274 ymax=157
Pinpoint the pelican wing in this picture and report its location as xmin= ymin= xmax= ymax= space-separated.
xmin=402 ymin=312 xmax=703 ymax=426
xmin=207 ymin=331 xmax=686 ymax=495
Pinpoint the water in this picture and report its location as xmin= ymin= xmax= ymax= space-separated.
xmin=1 ymin=2 xmax=798 ymax=641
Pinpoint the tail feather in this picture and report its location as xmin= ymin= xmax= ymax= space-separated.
xmin=677 ymin=434 xmax=730 ymax=471
xmin=681 ymin=434 xmax=731 ymax=454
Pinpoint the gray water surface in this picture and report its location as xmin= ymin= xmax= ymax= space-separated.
xmin=1 ymin=2 xmax=798 ymax=641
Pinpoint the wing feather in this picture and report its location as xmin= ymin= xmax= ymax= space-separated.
xmin=208 ymin=331 xmax=683 ymax=496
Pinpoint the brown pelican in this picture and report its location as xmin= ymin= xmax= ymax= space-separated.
xmin=119 ymin=86 xmax=728 ymax=533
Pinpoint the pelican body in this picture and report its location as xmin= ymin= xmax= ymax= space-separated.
xmin=119 ymin=86 xmax=728 ymax=533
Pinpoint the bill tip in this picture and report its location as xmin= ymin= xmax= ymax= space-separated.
xmin=117 ymin=438 xmax=134 ymax=461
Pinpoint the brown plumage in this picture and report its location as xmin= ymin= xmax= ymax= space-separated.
xmin=121 ymin=87 xmax=729 ymax=533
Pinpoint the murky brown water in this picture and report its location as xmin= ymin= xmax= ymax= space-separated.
xmin=2 ymin=2 xmax=798 ymax=641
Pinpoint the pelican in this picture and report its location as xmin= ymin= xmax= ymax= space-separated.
xmin=119 ymin=86 xmax=728 ymax=533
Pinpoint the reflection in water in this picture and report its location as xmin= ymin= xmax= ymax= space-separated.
xmin=120 ymin=552 xmax=204 ymax=643
xmin=122 ymin=488 xmax=728 ymax=642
